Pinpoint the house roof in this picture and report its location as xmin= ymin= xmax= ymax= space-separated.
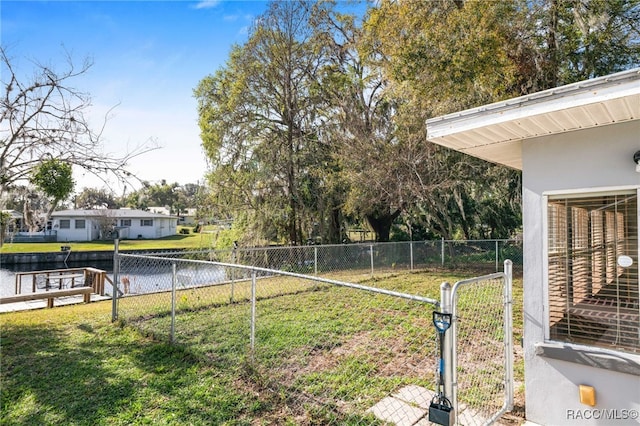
xmin=426 ymin=67 xmax=640 ymax=170
xmin=51 ymin=209 xmax=178 ymax=219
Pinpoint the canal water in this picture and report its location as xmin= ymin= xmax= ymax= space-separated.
xmin=1 ymin=259 xmax=228 ymax=298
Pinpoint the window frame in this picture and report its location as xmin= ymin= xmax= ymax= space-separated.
xmin=59 ymin=219 xmax=71 ymax=229
xmin=542 ymin=185 xmax=639 ymax=354
xmin=75 ymin=219 xmax=86 ymax=229
xmin=140 ymin=219 xmax=153 ymax=227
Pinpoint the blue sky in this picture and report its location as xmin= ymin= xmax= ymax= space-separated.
xmin=2 ymin=0 xmax=270 ymax=193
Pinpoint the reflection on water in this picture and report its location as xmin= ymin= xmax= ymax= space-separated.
xmin=1 ymin=260 xmax=227 ymax=298
xmin=116 ymin=261 xmax=227 ymax=297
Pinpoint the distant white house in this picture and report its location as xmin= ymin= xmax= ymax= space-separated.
xmin=51 ymin=209 xmax=179 ymax=242
xmin=427 ymin=68 xmax=639 ymax=425
xmin=179 ymin=208 xmax=197 ymax=226
xmin=148 ymin=207 xmax=197 ymax=226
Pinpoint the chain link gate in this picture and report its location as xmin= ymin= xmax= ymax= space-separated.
xmin=441 ymin=260 xmax=514 ymax=426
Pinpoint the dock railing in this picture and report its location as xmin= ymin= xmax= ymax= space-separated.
xmin=13 ymin=267 xmax=108 ymax=296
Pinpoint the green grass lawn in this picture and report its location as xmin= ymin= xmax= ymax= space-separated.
xmin=1 ymin=302 xmax=260 ymax=425
xmin=1 ymin=270 xmax=524 ymax=425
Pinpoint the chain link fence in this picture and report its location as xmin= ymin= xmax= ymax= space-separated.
xmin=229 ymin=240 xmax=523 ymax=277
xmin=115 ymin=253 xmax=444 ymax=424
xmin=156 ymin=239 xmax=523 ymax=281
xmin=111 ymin=241 xmax=517 ymax=425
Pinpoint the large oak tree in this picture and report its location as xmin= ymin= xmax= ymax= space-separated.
xmin=195 ymin=0 xmax=639 ymax=245
xmin=196 ymin=1 xmax=334 ymax=245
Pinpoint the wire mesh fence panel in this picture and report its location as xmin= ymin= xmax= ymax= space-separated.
xmin=116 ymin=254 xmax=177 ymax=341
xmin=372 ymin=242 xmax=413 ymax=273
xmin=412 ymin=240 xmax=444 ymax=269
xmin=114 ymin=253 xmax=445 ymax=425
xmin=116 ymin=255 xmax=256 ymax=358
xmin=250 ymin=285 xmax=439 ymax=424
xmin=316 ymin=243 xmax=372 ymax=277
xmin=170 ymin=263 xmax=254 ymax=365
xmin=443 ymin=240 xmax=494 ymax=270
xmin=497 ymin=240 xmax=523 ymax=269
xmin=451 ymin=273 xmax=511 ymax=426
xmin=439 ymin=240 xmax=522 ymax=275
xmin=135 ymin=239 xmax=523 ymax=281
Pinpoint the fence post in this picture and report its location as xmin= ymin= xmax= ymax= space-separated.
xmin=230 ymin=245 xmax=236 ymax=303
xmin=111 ymin=238 xmax=120 ymax=322
xmin=250 ymin=269 xmax=257 ymax=360
xmin=370 ymin=244 xmax=374 ymax=277
xmin=314 ymin=246 xmax=318 ymax=275
xmin=439 ymin=282 xmax=454 ymax=408
xmin=504 ymin=259 xmax=514 ymax=411
xmin=170 ymin=262 xmax=177 ymax=343
xmin=441 ymin=238 xmax=445 ymax=267
xmin=410 ymin=241 xmax=414 ymax=271
xmin=495 ymin=240 xmax=499 ymax=271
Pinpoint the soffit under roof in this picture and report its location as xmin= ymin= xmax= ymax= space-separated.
xmin=426 ymin=68 xmax=640 ymax=170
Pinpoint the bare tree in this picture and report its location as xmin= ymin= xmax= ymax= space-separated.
xmin=0 ymin=47 xmax=158 ymax=206
xmin=90 ymin=209 xmax=119 ymax=240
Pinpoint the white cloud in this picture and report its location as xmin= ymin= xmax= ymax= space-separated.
xmin=193 ymin=0 xmax=221 ymax=10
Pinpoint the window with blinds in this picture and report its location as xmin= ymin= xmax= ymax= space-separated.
xmin=547 ymin=191 xmax=639 ymax=354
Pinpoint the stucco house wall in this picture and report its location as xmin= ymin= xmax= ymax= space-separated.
xmin=124 ymin=216 xmax=177 ymax=239
xmin=522 ymin=121 xmax=640 ymax=425
xmin=179 ymin=209 xmax=197 ymax=226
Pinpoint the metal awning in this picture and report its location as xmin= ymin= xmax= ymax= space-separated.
xmin=426 ymin=68 xmax=640 ymax=170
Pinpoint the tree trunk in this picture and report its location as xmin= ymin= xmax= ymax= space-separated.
xmin=327 ymin=206 xmax=343 ymax=244
xmin=365 ymin=208 xmax=401 ymax=242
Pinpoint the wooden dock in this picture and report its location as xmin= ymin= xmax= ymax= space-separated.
xmin=1 ymin=267 xmax=113 ymax=312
